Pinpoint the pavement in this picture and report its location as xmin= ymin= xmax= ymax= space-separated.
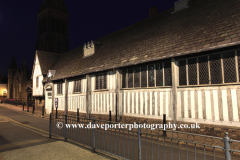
xmin=0 ymin=104 xmax=118 ymax=160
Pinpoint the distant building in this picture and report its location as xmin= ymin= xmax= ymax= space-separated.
xmin=0 ymin=75 xmax=7 ymax=101
xmin=7 ymin=56 xmax=32 ymax=103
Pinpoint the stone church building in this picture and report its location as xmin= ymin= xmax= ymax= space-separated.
xmin=8 ymin=56 xmax=32 ymax=103
xmin=33 ymin=0 xmax=240 ymax=135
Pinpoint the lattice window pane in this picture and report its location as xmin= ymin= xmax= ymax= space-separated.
xmin=222 ymin=51 xmax=236 ymax=83
xmin=141 ymin=66 xmax=147 ymax=87
xmin=103 ymin=74 xmax=107 ymax=89
xmin=95 ymin=73 xmax=107 ymax=90
xmin=99 ymin=75 xmax=103 ymax=89
xmin=74 ymin=81 xmax=76 ymax=92
xmin=238 ymin=50 xmax=240 ymax=81
xmin=95 ymin=75 xmax=99 ymax=90
xmin=179 ymin=60 xmax=187 ymax=85
xmin=148 ymin=65 xmax=155 ymax=87
xmin=188 ymin=58 xmax=197 ymax=85
xmin=134 ymin=67 xmax=140 ymax=88
xmin=198 ymin=56 xmax=209 ymax=84
xmin=57 ymin=83 xmax=62 ymax=94
xmin=122 ymin=69 xmax=127 ymax=88
xmin=156 ymin=63 xmax=163 ymax=86
xmin=78 ymin=80 xmax=81 ymax=92
xmin=74 ymin=79 xmax=81 ymax=92
xmin=128 ymin=68 xmax=133 ymax=88
xmin=210 ymin=54 xmax=222 ymax=84
xmin=164 ymin=62 xmax=172 ymax=86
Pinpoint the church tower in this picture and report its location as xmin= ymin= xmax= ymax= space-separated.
xmin=36 ymin=0 xmax=69 ymax=53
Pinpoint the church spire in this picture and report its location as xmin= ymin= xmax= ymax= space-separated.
xmin=8 ymin=55 xmax=17 ymax=69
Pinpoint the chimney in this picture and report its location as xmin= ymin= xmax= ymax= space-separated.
xmin=172 ymin=0 xmax=189 ymax=13
xmin=149 ymin=7 xmax=158 ymax=18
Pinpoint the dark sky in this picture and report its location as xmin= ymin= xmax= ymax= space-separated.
xmin=0 ymin=0 xmax=177 ymax=77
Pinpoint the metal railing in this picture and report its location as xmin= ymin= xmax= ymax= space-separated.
xmin=49 ymin=114 xmax=240 ymax=160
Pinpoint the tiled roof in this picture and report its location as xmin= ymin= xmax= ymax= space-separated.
xmin=50 ymin=0 xmax=240 ymax=81
xmin=36 ymin=50 xmax=60 ymax=75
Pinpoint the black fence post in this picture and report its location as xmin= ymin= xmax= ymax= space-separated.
xmin=56 ymin=107 xmax=58 ymax=119
xmin=138 ymin=121 xmax=142 ymax=160
xmin=77 ymin=108 xmax=79 ymax=122
xmin=23 ymin=103 xmax=25 ymax=111
xmin=32 ymin=104 xmax=35 ymax=114
xmin=64 ymin=114 xmax=67 ymax=142
xmin=109 ymin=111 xmax=111 ymax=124
xmin=49 ymin=113 xmax=52 ymax=138
xmin=163 ymin=114 xmax=167 ymax=137
xmin=27 ymin=105 xmax=29 ymax=112
xmin=42 ymin=106 xmax=44 ymax=116
xmin=92 ymin=116 xmax=95 ymax=153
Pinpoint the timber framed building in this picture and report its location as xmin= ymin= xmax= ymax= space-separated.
xmin=33 ymin=0 xmax=240 ymax=129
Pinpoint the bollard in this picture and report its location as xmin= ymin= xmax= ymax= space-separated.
xmin=92 ymin=116 xmax=95 ymax=153
xmin=109 ymin=111 xmax=111 ymax=124
xmin=32 ymin=104 xmax=35 ymax=114
xmin=163 ymin=114 xmax=167 ymax=137
xmin=77 ymin=108 xmax=79 ymax=122
xmin=42 ymin=106 xmax=44 ymax=116
xmin=64 ymin=114 xmax=67 ymax=142
xmin=138 ymin=121 xmax=142 ymax=160
xmin=23 ymin=103 xmax=25 ymax=111
xmin=224 ymin=132 xmax=231 ymax=160
xmin=27 ymin=105 xmax=29 ymax=112
xmin=49 ymin=113 xmax=52 ymax=138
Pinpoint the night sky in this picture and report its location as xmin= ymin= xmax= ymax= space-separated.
xmin=0 ymin=0 xmax=177 ymax=77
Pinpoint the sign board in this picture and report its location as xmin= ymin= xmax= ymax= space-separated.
xmin=55 ymin=98 xmax=58 ymax=108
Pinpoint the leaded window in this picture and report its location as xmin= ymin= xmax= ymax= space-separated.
xmin=210 ymin=54 xmax=222 ymax=84
xmin=128 ymin=68 xmax=133 ymax=88
xmin=141 ymin=66 xmax=147 ymax=87
xmin=134 ymin=67 xmax=140 ymax=88
xmin=238 ymin=50 xmax=240 ymax=81
xmin=57 ymin=83 xmax=62 ymax=94
xmin=156 ymin=64 xmax=163 ymax=86
xmin=121 ymin=62 xmax=171 ymax=89
xmin=122 ymin=69 xmax=127 ymax=88
xmin=74 ymin=79 xmax=81 ymax=92
xmin=164 ymin=62 xmax=172 ymax=86
xmin=198 ymin=56 xmax=209 ymax=84
xmin=188 ymin=58 xmax=197 ymax=85
xmin=222 ymin=51 xmax=236 ymax=83
xmin=179 ymin=50 xmax=239 ymax=86
xmin=148 ymin=65 xmax=155 ymax=87
xmin=96 ymin=73 xmax=107 ymax=90
xmin=179 ymin=60 xmax=187 ymax=85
